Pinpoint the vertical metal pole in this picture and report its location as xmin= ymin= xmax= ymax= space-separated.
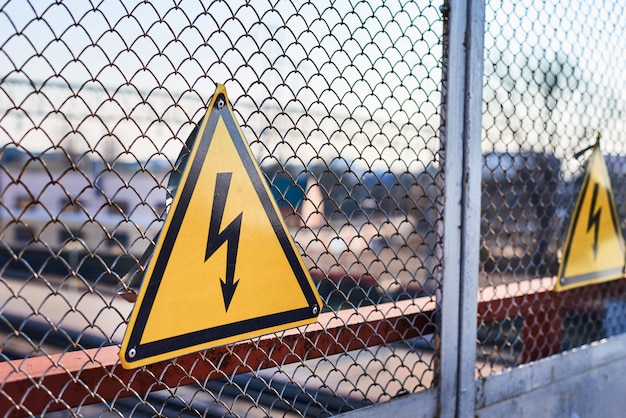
xmin=439 ymin=0 xmax=485 ymax=416
xmin=457 ymin=0 xmax=485 ymax=414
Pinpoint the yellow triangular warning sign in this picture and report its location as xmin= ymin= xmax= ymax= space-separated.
xmin=556 ymin=144 xmax=626 ymax=292
xmin=120 ymin=85 xmax=321 ymax=368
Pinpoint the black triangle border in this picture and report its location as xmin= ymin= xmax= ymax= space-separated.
xmin=559 ymin=146 xmax=625 ymax=288
xmin=123 ymin=91 xmax=320 ymax=364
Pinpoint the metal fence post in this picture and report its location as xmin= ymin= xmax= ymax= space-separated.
xmin=440 ymin=0 xmax=485 ymax=416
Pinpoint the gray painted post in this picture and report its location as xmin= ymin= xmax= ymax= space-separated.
xmin=440 ymin=0 xmax=485 ymax=416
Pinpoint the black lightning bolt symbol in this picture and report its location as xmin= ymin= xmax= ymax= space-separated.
xmin=587 ymin=182 xmax=601 ymax=260
xmin=206 ymin=172 xmax=243 ymax=311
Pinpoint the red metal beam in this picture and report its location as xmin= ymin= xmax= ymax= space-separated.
xmin=478 ymin=278 xmax=625 ymax=323
xmin=479 ymin=277 xmax=626 ymax=362
xmin=4 ymin=278 xmax=624 ymax=416
xmin=0 ymin=298 xmax=436 ymax=417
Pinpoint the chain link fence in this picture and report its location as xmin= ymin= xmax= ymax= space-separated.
xmin=478 ymin=0 xmax=626 ymax=376
xmin=4 ymin=0 xmax=626 ymax=416
xmin=0 ymin=0 xmax=443 ymax=416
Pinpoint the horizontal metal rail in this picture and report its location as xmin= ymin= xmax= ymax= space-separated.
xmin=2 ymin=277 xmax=622 ymax=416
xmin=479 ymin=277 xmax=625 ymax=363
xmin=0 ymin=298 xmax=436 ymax=417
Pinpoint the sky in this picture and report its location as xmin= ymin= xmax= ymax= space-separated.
xmin=0 ymin=0 xmax=443 ymax=174
xmin=482 ymin=0 xmax=626 ymax=164
xmin=3 ymin=0 xmax=626 ymax=178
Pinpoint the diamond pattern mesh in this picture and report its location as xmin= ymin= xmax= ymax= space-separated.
xmin=0 ymin=0 xmax=443 ymax=415
xmin=478 ymin=0 xmax=626 ymax=376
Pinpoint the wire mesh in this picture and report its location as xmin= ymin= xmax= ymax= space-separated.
xmin=478 ymin=0 xmax=626 ymax=376
xmin=0 ymin=0 xmax=443 ymax=416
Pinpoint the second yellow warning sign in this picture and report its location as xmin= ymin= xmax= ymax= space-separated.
xmin=556 ymin=143 xmax=626 ymax=291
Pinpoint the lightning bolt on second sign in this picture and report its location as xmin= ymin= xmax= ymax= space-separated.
xmin=586 ymin=182 xmax=601 ymax=260
xmin=205 ymin=172 xmax=243 ymax=311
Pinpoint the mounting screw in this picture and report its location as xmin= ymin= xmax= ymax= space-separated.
xmin=312 ymin=305 xmax=319 ymax=315
xmin=217 ymin=95 xmax=225 ymax=109
xmin=128 ymin=347 xmax=136 ymax=359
